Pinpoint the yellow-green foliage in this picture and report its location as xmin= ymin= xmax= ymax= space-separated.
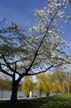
xmin=21 ymin=76 xmax=33 ymax=97
xmin=35 ymin=72 xmax=66 ymax=96
xmin=34 ymin=82 xmax=43 ymax=97
xmin=47 ymin=72 xmax=65 ymax=93
xmin=0 ymin=79 xmax=12 ymax=90
xmin=22 ymin=72 xmax=71 ymax=97
xmin=64 ymin=79 xmax=71 ymax=94
xmin=35 ymin=73 xmax=50 ymax=96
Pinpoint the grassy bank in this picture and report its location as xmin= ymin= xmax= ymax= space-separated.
xmin=0 ymin=94 xmax=71 ymax=108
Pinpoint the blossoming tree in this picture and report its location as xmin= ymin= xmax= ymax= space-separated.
xmin=0 ymin=0 xmax=71 ymax=102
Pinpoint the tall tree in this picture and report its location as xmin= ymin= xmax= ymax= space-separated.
xmin=34 ymin=81 xmax=44 ymax=97
xmin=48 ymin=71 xmax=65 ymax=94
xmin=64 ymin=72 xmax=71 ymax=94
xmin=52 ymin=66 xmax=66 ymax=93
xmin=0 ymin=0 xmax=71 ymax=102
xmin=22 ymin=76 xmax=33 ymax=97
xmin=35 ymin=73 xmax=50 ymax=96
xmin=0 ymin=78 xmax=11 ymax=98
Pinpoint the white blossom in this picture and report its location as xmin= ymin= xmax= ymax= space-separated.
xmin=34 ymin=9 xmax=45 ymax=17
xmin=51 ymin=52 xmax=56 ymax=58
xmin=28 ymin=28 xmax=32 ymax=32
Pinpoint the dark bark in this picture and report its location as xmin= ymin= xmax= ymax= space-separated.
xmin=10 ymin=71 xmax=19 ymax=103
xmin=46 ymin=92 xmax=49 ymax=97
xmin=11 ymin=80 xmax=18 ymax=103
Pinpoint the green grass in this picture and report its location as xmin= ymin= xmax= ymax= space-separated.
xmin=0 ymin=94 xmax=71 ymax=108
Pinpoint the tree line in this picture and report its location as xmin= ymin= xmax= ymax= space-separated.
xmin=22 ymin=66 xmax=71 ymax=97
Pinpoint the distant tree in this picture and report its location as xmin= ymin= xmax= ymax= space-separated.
xmin=47 ymin=71 xmax=65 ymax=94
xmin=22 ymin=76 xmax=33 ymax=97
xmin=34 ymin=81 xmax=43 ymax=97
xmin=51 ymin=66 xmax=66 ymax=93
xmin=35 ymin=73 xmax=50 ymax=96
xmin=64 ymin=72 xmax=71 ymax=94
xmin=0 ymin=78 xmax=11 ymax=98
xmin=65 ymin=80 xmax=71 ymax=94
xmin=0 ymin=0 xmax=71 ymax=103
xmin=35 ymin=72 xmax=65 ymax=96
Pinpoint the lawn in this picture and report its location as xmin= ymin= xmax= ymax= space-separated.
xmin=0 ymin=94 xmax=71 ymax=108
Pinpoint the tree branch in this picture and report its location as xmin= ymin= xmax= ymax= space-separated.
xmin=53 ymin=57 xmax=71 ymax=64
xmin=1 ymin=62 xmax=21 ymax=76
xmin=24 ymin=5 xmax=60 ymax=74
xmin=17 ymin=5 xmax=62 ymax=82
xmin=25 ymin=63 xmax=62 ymax=76
xmin=16 ymin=32 xmax=36 ymax=50
xmin=0 ymin=63 xmax=13 ymax=77
xmin=14 ymin=62 xmax=17 ymax=72
xmin=1 ymin=54 xmax=21 ymax=76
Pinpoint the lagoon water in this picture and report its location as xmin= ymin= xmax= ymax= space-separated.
xmin=0 ymin=90 xmax=58 ymax=99
xmin=0 ymin=90 xmax=42 ymax=98
xmin=0 ymin=91 xmax=24 ymax=98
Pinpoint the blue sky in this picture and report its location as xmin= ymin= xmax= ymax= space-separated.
xmin=0 ymin=0 xmax=71 ymax=44
xmin=0 ymin=0 xmax=47 ymax=27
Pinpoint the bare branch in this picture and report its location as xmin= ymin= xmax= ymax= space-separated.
xmin=26 ymin=63 xmax=62 ymax=76
xmin=0 ymin=63 xmax=13 ymax=77
xmin=1 ymin=54 xmax=21 ymax=76
xmin=14 ymin=62 xmax=17 ymax=72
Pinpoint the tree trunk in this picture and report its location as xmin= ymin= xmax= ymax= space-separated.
xmin=46 ymin=92 xmax=49 ymax=97
xmin=67 ymin=86 xmax=70 ymax=94
xmin=11 ymin=80 xmax=18 ymax=103
xmin=1 ymin=89 xmax=3 ymax=98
